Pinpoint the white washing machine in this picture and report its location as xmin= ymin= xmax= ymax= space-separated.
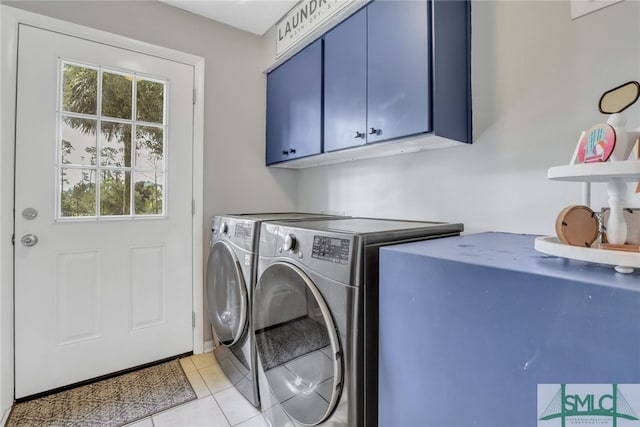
xmin=253 ymin=218 xmax=463 ymax=426
xmin=206 ymin=213 xmax=343 ymax=408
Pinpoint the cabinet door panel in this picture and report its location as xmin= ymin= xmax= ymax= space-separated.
xmin=266 ymin=40 xmax=322 ymax=165
xmin=367 ymin=1 xmax=431 ymax=143
xmin=324 ymin=8 xmax=367 ymax=152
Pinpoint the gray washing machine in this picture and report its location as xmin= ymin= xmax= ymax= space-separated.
xmin=206 ymin=213 xmax=344 ymax=408
xmin=253 ymin=218 xmax=463 ymax=426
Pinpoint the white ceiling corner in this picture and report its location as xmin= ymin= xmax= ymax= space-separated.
xmin=158 ymin=0 xmax=298 ymax=35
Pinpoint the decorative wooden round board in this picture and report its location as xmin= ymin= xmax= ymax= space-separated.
xmin=555 ymin=205 xmax=599 ymax=247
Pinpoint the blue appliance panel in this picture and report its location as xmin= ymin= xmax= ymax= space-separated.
xmin=379 ymin=232 xmax=640 ymax=427
xmin=367 ymin=0 xmax=431 ymax=144
xmin=323 ymin=8 xmax=367 ymax=152
xmin=266 ymin=39 xmax=322 ymax=165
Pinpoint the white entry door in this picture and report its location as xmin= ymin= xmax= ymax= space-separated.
xmin=14 ymin=24 xmax=194 ymax=398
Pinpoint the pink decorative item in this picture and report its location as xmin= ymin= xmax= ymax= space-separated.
xmin=577 ymin=123 xmax=616 ymax=163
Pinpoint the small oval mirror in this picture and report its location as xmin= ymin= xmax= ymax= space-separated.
xmin=599 ymin=81 xmax=640 ymax=114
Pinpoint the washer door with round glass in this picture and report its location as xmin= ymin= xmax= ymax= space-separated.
xmin=254 ymin=262 xmax=343 ymax=426
xmin=206 ymin=241 xmax=247 ymax=347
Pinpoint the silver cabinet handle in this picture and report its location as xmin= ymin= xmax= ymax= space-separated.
xmin=21 ymin=234 xmax=38 ymax=247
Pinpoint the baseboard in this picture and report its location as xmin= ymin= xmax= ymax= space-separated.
xmin=1 ymin=406 xmax=10 ymax=427
xmin=203 ymin=339 xmax=215 ymax=353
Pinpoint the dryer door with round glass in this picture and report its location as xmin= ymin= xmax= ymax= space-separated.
xmin=254 ymin=262 xmax=343 ymax=426
xmin=206 ymin=241 xmax=247 ymax=347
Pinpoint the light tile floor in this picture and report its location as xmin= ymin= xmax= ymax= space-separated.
xmin=124 ymin=352 xmax=268 ymax=427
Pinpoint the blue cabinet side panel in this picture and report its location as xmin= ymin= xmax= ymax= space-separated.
xmin=266 ymin=39 xmax=323 ymax=165
xmin=433 ymin=0 xmax=472 ymax=143
xmin=379 ymin=233 xmax=640 ymax=427
xmin=367 ymin=1 xmax=431 ymax=144
xmin=323 ymin=8 xmax=367 ymax=152
xmin=266 ymin=70 xmax=284 ymax=165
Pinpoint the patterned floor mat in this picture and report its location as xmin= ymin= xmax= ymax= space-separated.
xmin=6 ymin=359 xmax=196 ymax=426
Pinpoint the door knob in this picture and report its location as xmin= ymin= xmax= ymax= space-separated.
xmin=354 ymin=131 xmax=365 ymax=139
xmin=289 ymin=148 xmax=296 ymax=154
xmin=369 ymin=127 xmax=380 ymax=135
xmin=22 ymin=208 xmax=38 ymax=220
xmin=21 ymin=234 xmax=38 ymax=247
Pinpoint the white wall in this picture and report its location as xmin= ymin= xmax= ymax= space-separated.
xmin=264 ymin=0 xmax=640 ymax=235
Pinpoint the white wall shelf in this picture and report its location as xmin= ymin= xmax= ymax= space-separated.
xmin=547 ymin=160 xmax=640 ymax=182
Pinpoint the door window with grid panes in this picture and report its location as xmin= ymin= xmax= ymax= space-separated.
xmin=58 ymin=61 xmax=166 ymax=219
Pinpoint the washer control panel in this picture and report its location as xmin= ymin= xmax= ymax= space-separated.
xmin=234 ymin=223 xmax=253 ymax=240
xmin=212 ymin=217 xmax=256 ymax=253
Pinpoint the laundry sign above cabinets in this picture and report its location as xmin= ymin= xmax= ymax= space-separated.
xmin=276 ymin=0 xmax=360 ymax=58
xmin=266 ymin=0 xmax=472 ymax=168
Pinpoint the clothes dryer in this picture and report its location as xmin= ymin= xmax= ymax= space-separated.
xmin=253 ymin=218 xmax=463 ymax=426
xmin=206 ymin=213 xmax=343 ymax=408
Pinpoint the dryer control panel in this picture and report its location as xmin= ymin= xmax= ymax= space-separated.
xmin=263 ymin=225 xmax=355 ymax=285
xmin=311 ymin=236 xmax=350 ymax=265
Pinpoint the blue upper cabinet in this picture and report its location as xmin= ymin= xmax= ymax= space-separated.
xmin=324 ymin=2 xmax=434 ymax=151
xmin=367 ymin=1 xmax=431 ymax=144
xmin=266 ymin=0 xmax=471 ymax=166
xmin=323 ymin=8 xmax=367 ymax=152
xmin=266 ymin=39 xmax=323 ymax=165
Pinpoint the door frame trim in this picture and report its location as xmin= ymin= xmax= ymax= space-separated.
xmin=0 ymin=5 xmax=205 ymax=414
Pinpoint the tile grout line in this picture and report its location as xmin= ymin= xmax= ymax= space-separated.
xmin=211 ymin=390 xmax=234 ymax=427
xmin=195 ymin=368 xmax=213 ymax=398
xmin=199 ymin=361 xmax=235 ymax=396
xmin=186 ymin=352 xmax=260 ymax=426
xmin=195 ymin=353 xmax=250 ymax=426
xmin=192 ymin=353 xmax=234 ymax=425
xmin=158 ymin=352 xmax=267 ymax=427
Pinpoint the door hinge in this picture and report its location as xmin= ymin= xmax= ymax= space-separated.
xmin=11 ymin=234 xmax=15 ymax=246
xmin=192 ymin=199 xmax=196 ymax=216
xmin=192 ymin=311 xmax=196 ymax=328
xmin=193 ymin=88 xmax=197 ymax=105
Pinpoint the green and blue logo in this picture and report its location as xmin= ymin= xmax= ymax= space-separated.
xmin=539 ymin=384 xmax=640 ymax=427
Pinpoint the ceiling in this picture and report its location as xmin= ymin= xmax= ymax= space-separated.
xmin=159 ymin=0 xmax=298 ymax=35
